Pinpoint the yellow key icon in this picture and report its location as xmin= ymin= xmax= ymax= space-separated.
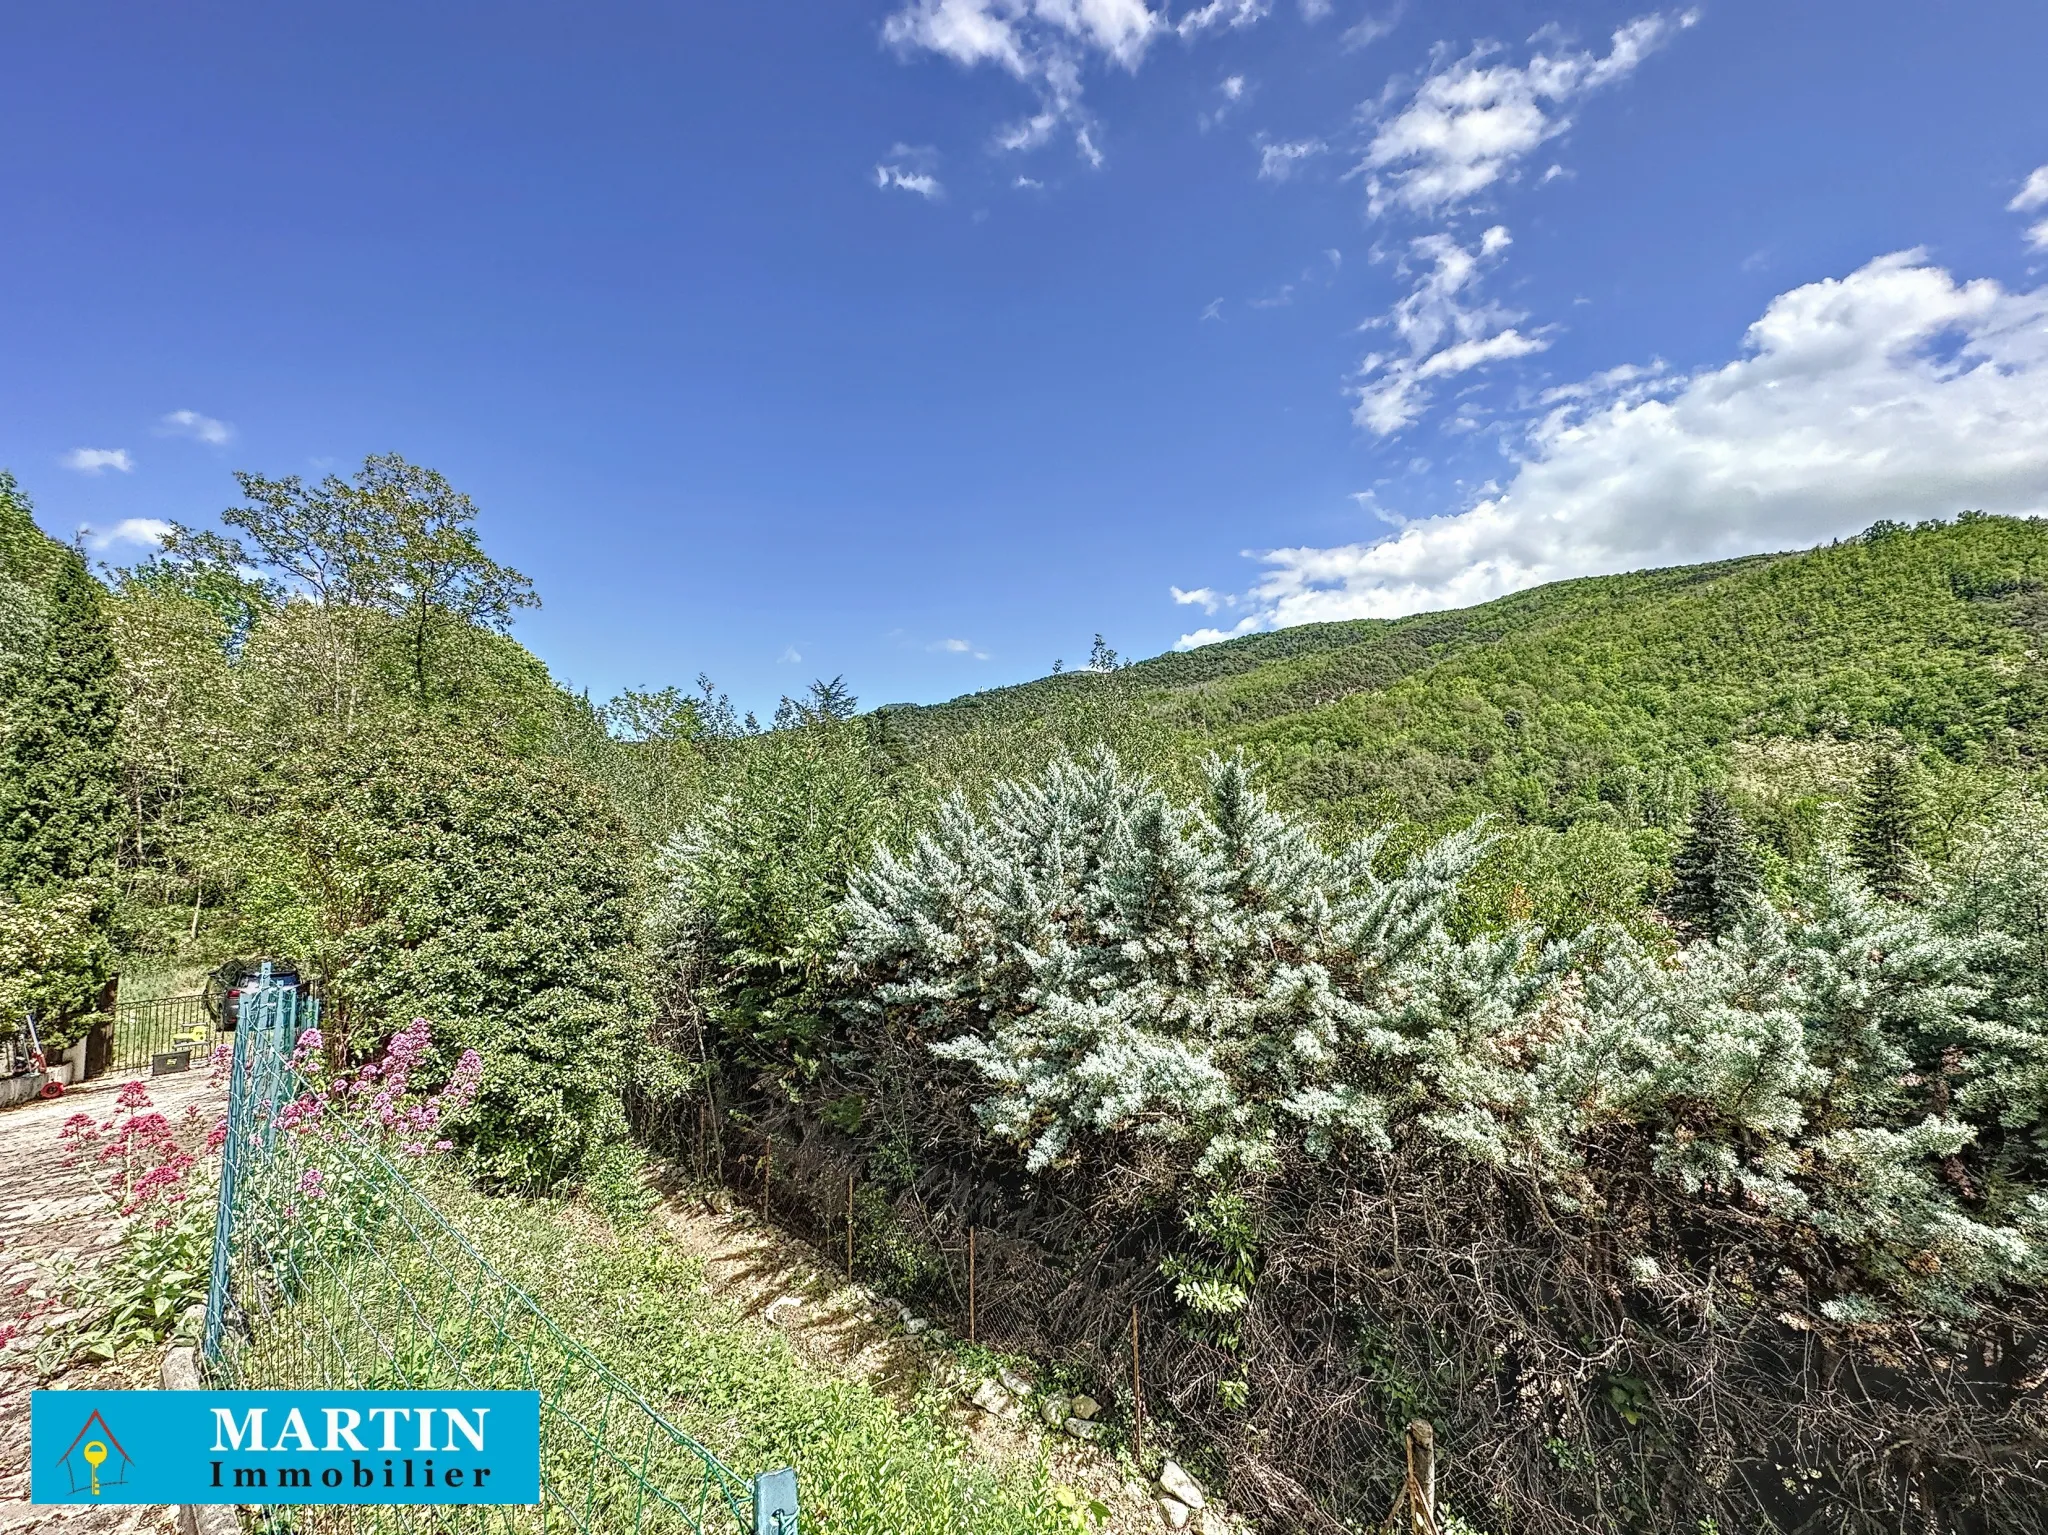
xmin=82 ymin=1441 xmax=107 ymax=1496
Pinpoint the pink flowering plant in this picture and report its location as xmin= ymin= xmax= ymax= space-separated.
xmin=47 ymin=1019 xmax=481 ymax=1365
xmin=228 ymin=1019 xmax=481 ymax=1281
xmin=51 ymin=1078 xmax=221 ymax=1363
xmin=274 ymin=1017 xmax=483 ymax=1161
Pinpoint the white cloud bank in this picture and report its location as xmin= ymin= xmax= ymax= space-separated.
xmin=1180 ymin=250 xmax=2048 ymax=644
xmin=62 ymin=448 xmax=134 ymax=475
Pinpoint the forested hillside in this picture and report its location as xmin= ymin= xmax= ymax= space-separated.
xmin=893 ymin=514 xmax=2048 ymax=829
xmin=12 ymin=460 xmax=2048 ymax=1534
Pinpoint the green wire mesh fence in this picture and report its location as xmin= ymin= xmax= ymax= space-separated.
xmin=201 ymin=967 xmax=797 ymax=1535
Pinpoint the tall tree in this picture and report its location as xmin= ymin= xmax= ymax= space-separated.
xmin=0 ymin=473 xmax=120 ymax=1046
xmin=0 ymin=478 xmax=121 ymax=891
xmin=1851 ymin=750 xmax=1924 ymax=900
xmin=1664 ymin=788 xmax=1760 ymax=938
xmin=345 ymin=455 xmax=538 ymax=703
xmin=222 ymin=454 xmax=537 ymax=706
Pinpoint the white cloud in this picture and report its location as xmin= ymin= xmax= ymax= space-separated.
xmin=1352 ymin=225 xmax=1544 ymax=432
xmin=1182 ymin=250 xmax=2048 ymax=645
xmin=1176 ymin=0 xmax=1267 ymax=36
xmin=1411 ymin=327 xmax=1546 ymax=377
xmin=930 ymin=636 xmax=991 ymax=658
xmin=876 ymin=157 xmax=944 ymax=197
xmin=1340 ymin=4 xmax=1401 ymax=50
xmin=158 ymin=409 xmax=233 ymax=446
xmin=1200 ymin=297 xmax=1225 ymax=321
xmin=2010 ymin=165 xmax=2048 ymax=213
xmin=1357 ymin=11 xmax=1692 ymax=217
xmin=1258 ymin=137 xmax=1326 ymax=181
xmin=779 ymin=645 xmax=803 ymax=664
xmin=2010 ymin=165 xmax=2048 ymax=252
xmin=84 ymin=517 xmax=173 ymax=552
xmin=1299 ymin=0 xmax=1333 ymax=18
xmin=883 ymin=0 xmax=1273 ymax=163
xmin=1200 ymin=72 xmax=1250 ymax=130
xmin=1178 ymin=615 xmax=1262 ymax=647
xmin=62 ymin=448 xmax=134 ymax=475
xmin=1014 ymin=174 xmax=1045 ymax=189
xmin=1170 ymin=585 xmax=1222 ymax=612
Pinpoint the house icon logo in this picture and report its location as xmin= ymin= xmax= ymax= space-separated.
xmin=56 ymin=1409 xmax=132 ymax=1496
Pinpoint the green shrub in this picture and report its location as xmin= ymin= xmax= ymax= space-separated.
xmin=257 ymin=732 xmax=647 ymax=1189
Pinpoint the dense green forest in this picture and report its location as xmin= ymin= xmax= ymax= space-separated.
xmin=8 ymin=459 xmax=2048 ymax=1533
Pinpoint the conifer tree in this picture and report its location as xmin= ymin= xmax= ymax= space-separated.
xmin=1851 ymin=749 xmax=1924 ymax=900
xmin=0 ymin=473 xmax=120 ymax=1048
xmin=1664 ymin=788 xmax=1760 ymax=938
xmin=0 ymin=478 xmax=120 ymax=891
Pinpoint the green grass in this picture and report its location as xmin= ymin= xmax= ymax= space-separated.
xmin=422 ymin=1181 xmax=1080 ymax=1535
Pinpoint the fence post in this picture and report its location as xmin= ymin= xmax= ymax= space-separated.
xmin=752 ymin=1466 xmax=799 ymax=1535
xmin=967 ymin=1227 xmax=976 ymax=1346
xmin=845 ymin=1173 xmax=855 ymax=1281
xmin=1383 ymin=1420 xmax=1437 ymax=1535
xmin=1406 ymin=1420 xmax=1436 ymax=1533
xmin=1131 ymin=1304 xmax=1143 ymax=1465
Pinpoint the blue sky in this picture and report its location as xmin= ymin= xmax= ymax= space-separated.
xmin=5 ymin=1 xmax=2047 ymax=714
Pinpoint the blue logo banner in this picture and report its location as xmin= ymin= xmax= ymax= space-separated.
xmin=31 ymin=1390 xmax=540 ymax=1505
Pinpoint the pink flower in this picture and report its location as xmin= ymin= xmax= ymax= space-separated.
xmin=116 ymin=1080 xmax=153 ymax=1109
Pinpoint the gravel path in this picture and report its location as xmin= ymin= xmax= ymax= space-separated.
xmin=0 ymin=1065 xmax=224 ymax=1535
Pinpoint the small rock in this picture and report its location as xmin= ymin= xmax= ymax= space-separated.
xmin=904 ymin=1316 xmax=929 ymax=1335
xmin=1195 ymin=1512 xmax=1231 ymax=1535
xmin=1159 ymin=1496 xmax=1192 ymax=1530
xmin=1160 ymin=1462 xmax=1206 ymax=1511
xmin=1124 ymin=1482 xmax=1148 ymax=1501
xmin=969 ymin=1380 xmax=1012 ymax=1415
xmin=997 ymin=1365 xmax=1035 ymax=1397
xmin=1040 ymin=1396 xmax=1070 ymax=1428
xmin=763 ymin=1295 xmax=804 ymax=1326
xmin=899 ymin=1305 xmax=916 ymax=1323
xmin=1069 ymin=1394 xmax=1101 ymax=1420
xmin=1063 ymin=1417 xmax=1103 ymax=1444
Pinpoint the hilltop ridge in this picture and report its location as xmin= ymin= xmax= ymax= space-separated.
xmin=882 ymin=516 xmax=2048 ymax=831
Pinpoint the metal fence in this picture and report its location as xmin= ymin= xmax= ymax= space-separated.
xmin=110 ymin=989 xmax=219 ymax=1075
xmin=201 ymin=967 xmax=797 ymax=1535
